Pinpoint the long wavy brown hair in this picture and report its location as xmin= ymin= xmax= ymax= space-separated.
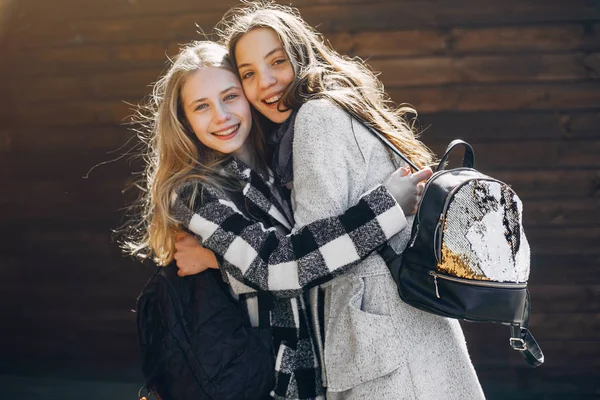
xmin=217 ymin=1 xmax=435 ymax=169
xmin=122 ymin=40 xmax=268 ymax=266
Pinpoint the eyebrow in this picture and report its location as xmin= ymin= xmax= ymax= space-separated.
xmin=237 ymin=47 xmax=285 ymax=70
xmin=188 ymin=85 xmax=239 ymax=107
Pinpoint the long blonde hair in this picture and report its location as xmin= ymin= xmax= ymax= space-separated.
xmin=122 ymin=40 xmax=268 ymax=266
xmin=217 ymin=1 xmax=435 ymax=168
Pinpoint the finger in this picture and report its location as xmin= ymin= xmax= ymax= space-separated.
xmin=410 ymin=167 xmax=433 ymax=183
xmin=416 ymin=182 xmax=425 ymax=195
xmin=389 ymin=165 xmax=410 ymax=178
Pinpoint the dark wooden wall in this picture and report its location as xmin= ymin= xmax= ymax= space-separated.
xmin=1 ymin=0 xmax=599 ymax=398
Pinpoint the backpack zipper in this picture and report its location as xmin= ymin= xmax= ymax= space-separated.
xmin=410 ymin=168 xmax=473 ymax=249
xmin=428 ymin=270 xmax=527 ymax=299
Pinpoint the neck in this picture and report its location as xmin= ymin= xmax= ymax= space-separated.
xmin=233 ymin=146 xmax=260 ymax=172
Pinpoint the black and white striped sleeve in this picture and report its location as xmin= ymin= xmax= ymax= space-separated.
xmin=171 ymin=184 xmax=406 ymax=298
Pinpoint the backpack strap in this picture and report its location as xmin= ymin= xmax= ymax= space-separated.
xmin=509 ymin=290 xmax=544 ymax=367
xmin=363 ymin=125 xmax=420 ymax=171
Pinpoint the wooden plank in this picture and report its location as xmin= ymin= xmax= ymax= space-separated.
xmin=11 ymin=23 xmax=599 ymax=77
xmin=7 ymin=41 xmax=178 ymax=76
xmin=11 ymin=0 xmax=375 ymax=22
xmin=529 ymin=313 xmax=600 ymax=340
xmin=372 ymin=53 xmax=595 ymax=86
xmin=7 ymin=1 xmax=598 ymax=49
xmin=12 ymin=23 xmax=600 ymax=75
xmin=0 ymin=330 xmax=140 ymax=364
xmin=4 ymin=129 xmax=600 ymax=172
xmin=388 ymin=81 xmax=600 ymax=113
xmin=0 ymin=153 xmax=135 ymax=182
xmin=10 ymin=52 xmax=594 ymax=101
xmin=7 ymin=68 xmax=161 ymax=102
xmin=3 ymin=176 xmax=599 ymax=227
xmin=8 ymin=99 xmax=134 ymax=126
xmin=3 ymin=168 xmax=599 ymax=212
xmin=330 ymin=23 xmax=600 ymax=58
xmin=418 ymin=110 xmax=600 ymax=142
xmin=427 ymin=140 xmax=600 ymax=169
xmin=475 ymin=367 xmax=600 ymax=398
xmin=463 ymin=324 xmax=600 ymax=368
xmin=0 ymin=257 xmax=150 ymax=292
xmin=526 ymin=227 xmax=600 ymax=255
xmin=563 ymin=111 xmax=600 ymax=138
xmin=2 ymin=305 xmax=138 ymax=334
xmin=10 ymin=110 xmax=594 ymax=154
xmin=451 ymin=23 xmax=600 ymax=54
xmin=529 ymin=285 xmax=600 ymax=313
xmin=6 ymin=82 xmax=600 ymax=127
xmin=491 ymin=169 xmax=600 ymax=200
xmin=0 ymin=226 xmax=121 ymax=256
xmin=6 ymin=12 xmax=206 ymax=49
xmin=0 ymin=127 xmax=136 ymax=154
xmin=530 ymin=254 xmax=600 ymax=284
xmin=521 ymin=198 xmax=600 ymax=228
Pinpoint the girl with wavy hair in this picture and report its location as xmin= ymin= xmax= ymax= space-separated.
xmin=182 ymin=2 xmax=484 ymax=398
xmin=125 ymin=38 xmax=428 ymax=398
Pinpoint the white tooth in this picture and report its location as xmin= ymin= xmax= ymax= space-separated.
xmin=265 ymin=93 xmax=282 ymax=104
xmin=214 ymin=125 xmax=237 ymax=136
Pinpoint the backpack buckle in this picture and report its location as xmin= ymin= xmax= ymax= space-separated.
xmin=509 ymin=337 xmax=527 ymax=351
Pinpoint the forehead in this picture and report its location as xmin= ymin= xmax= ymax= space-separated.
xmin=180 ymin=67 xmax=240 ymax=102
xmin=235 ymin=27 xmax=284 ymax=63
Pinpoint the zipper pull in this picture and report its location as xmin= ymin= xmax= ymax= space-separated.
xmin=429 ymin=271 xmax=441 ymax=299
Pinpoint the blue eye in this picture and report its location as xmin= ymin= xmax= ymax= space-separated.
xmin=224 ymin=94 xmax=237 ymax=101
xmin=194 ymin=103 xmax=208 ymax=111
xmin=241 ymin=71 xmax=254 ymax=79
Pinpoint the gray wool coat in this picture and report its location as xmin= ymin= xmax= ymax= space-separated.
xmin=291 ymin=99 xmax=486 ymax=399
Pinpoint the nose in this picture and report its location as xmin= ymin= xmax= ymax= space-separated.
xmin=213 ymin=103 xmax=231 ymax=124
xmin=257 ymin=69 xmax=276 ymax=90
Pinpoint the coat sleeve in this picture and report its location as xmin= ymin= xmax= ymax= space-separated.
xmin=171 ymin=174 xmax=405 ymax=298
xmin=291 ymin=99 xmax=408 ymax=243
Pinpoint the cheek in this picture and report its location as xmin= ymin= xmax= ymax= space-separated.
xmin=241 ymin=81 xmax=258 ymax=103
xmin=283 ymin=65 xmax=295 ymax=86
xmin=187 ymin=114 xmax=210 ymax=139
xmin=236 ymin=101 xmax=252 ymax=124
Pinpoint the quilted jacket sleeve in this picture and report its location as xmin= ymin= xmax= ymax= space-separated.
xmin=171 ymin=179 xmax=406 ymax=298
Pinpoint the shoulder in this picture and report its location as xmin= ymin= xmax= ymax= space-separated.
xmin=293 ymin=98 xmax=354 ymax=151
xmin=295 ymin=98 xmax=351 ymax=129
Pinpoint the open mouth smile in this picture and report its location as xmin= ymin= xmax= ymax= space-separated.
xmin=262 ymin=92 xmax=282 ymax=105
xmin=212 ymin=124 xmax=239 ymax=140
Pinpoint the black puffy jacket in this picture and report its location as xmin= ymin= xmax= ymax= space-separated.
xmin=136 ymin=264 xmax=275 ymax=400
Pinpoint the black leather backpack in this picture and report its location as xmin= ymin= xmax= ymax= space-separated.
xmin=136 ymin=264 xmax=275 ymax=399
xmin=373 ymin=135 xmax=544 ymax=368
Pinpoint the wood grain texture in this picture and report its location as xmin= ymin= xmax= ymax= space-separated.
xmin=1 ymin=0 xmax=599 ymax=396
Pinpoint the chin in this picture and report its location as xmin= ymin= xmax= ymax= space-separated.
xmin=268 ymin=111 xmax=292 ymax=124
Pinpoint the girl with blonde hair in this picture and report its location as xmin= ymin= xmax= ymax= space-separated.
xmin=127 ymin=39 xmax=428 ymax=398
xmin=179 ymin=2 xmax=484 ymax=398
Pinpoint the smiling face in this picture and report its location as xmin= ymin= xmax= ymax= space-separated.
xmin=180 ymin=67 xmax=252 ymax=160
xmin=234 ymin=27 xmax=295 ymax=124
